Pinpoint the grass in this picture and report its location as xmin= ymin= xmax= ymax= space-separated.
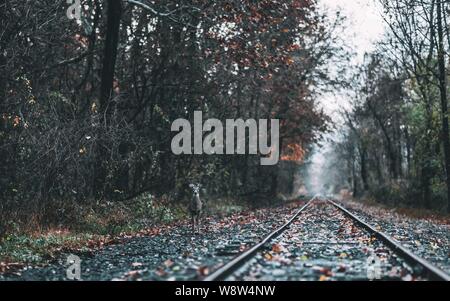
xmin=0 ymin=194 xmax=183 ymax=268
xmin=350 ymin=196 xmax=450 ymax=223
xmin=0 ymin=231 xmax=101 ymax=267
xmin=0 ymin=194 xmax=249 ymax=271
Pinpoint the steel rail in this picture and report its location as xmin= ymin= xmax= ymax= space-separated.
xmin=204 ymin=195 xmax=450 ymax=281
xmin=203 ymin=195 xmax=318 ymax=281
xmin=327 ymin=198 xmax=450 ymax=281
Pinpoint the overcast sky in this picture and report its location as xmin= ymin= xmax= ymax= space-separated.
xmin=320 ymin=0 xmax=386 ymax=62
xmin=315 ymin=0 xmax=387 ymax=115
xmin=306 ymin=1 xmax=388 ymax=193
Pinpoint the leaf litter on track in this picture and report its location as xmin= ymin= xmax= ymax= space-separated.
xmin=228 ymin=200 xmax=426 ymax=281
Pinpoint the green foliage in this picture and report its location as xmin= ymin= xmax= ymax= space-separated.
xmin=0 ymin=232 xmax=94 ymax=264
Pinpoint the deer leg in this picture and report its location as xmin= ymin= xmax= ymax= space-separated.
xmin=193 ymin=215 xmax=199 ymax=234
xmin=195 ymin=216 xmax=198 ymax=234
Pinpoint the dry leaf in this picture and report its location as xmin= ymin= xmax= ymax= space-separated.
xmin=319 ymin=275 xmax=328 ymax=281
xmin=264 ymin=253 xmax=273 ymax=261
xmin=198 ymin=266 xmax=209 ymax=276
xmin=272 ymin=243 xmax=284 ymax=253
xmin=164 ymin=259 xmax=174 ymax=268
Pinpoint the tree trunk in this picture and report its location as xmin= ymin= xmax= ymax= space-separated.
xmin=368 ymin=103 xmax=398 ymax=180
xmin=360 ymin=145 xmax=369 ymax=192
xmin=436 ymin=1 xmax=450 ymax=213
xmin=395 ymin=116 xmax=403 ymax=178
xmin=94 ymin=0 xmax=123 ymax=197
xmin=99 ymin=0 xmax=123 ymax=112
xmin=404 ymin=126 xmax=411 ymax=177
xmin=270 ymin=138 xmax=282 ymax=196
xmin=422 ymin=154 xmax=432 ymax=209
xmin=351 ymin=154 xmax=358 ymax=197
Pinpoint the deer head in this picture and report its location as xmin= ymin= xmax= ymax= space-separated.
xmin=189 ymin=183 xmax=202 ymax=196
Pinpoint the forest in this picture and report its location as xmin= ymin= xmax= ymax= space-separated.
xmin=0 ymin=0 xmax=347 ymax=235
xmin=0 ymin=0 xmax=450 ymax=232
xmin=324 ymin=0 xmax=450 ymax=213
xmin=0 ymin=0 xmax=450 ymax=283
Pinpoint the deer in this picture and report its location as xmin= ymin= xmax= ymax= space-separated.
xmin=188 ymin=183 xmax=203 ymax=234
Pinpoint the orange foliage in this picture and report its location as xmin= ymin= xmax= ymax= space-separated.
xmin=281 ymin=143 xmax=305 ymax=163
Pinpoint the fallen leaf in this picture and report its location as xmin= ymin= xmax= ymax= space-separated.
xmin=272 ymin=243 xmax=284 ymax=253
xmin=164 ymin=259 xmax=174 ymax=268
xmin=155 ymin=268 xmax=167 ymax=277
xmin=264 ymin=253 xmax=273 ymax=261
xmin=124 ymin=270 xmax=142 ymax=280
xmin=198 ymin=266 xmax=209 ymax=276
xmin=339 ymin=252 xmax=348 ymax=258
xmin=337 ymin=265 xmax=347 ymax=273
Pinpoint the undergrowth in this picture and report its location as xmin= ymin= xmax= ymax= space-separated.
xmin=0 ymin=194 xmax=247 ymax=267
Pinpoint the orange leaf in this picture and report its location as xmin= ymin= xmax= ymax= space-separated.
xmin=164 ymin=259 xmax=174 ymax=268
xmin=198 ymin=266 xmax=209 ymax=276
xmin=272 ymin=243 xmax=284 ymax=253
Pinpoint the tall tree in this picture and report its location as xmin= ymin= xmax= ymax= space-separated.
xmin=100 ymin=0 xmax=123 ymax=112
xmin=435 ymin=0 xmax=450 ymax=212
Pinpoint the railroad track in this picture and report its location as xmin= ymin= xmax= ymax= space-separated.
xmin=204 ymin=196 xmax=450 ymax=281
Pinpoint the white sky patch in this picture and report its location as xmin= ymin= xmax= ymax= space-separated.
xmin=317 ymin=0 xmax=387 ymax=118
xmin=306 ymin=1 xmax=387 ymax=194
xmin=320 ymin=0 xmax=386 ymax=63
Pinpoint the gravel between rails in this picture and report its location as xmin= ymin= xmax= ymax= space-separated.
xmin=228 ymin=200 xmax=427 ymax=281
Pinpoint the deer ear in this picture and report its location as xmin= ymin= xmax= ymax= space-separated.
xmin=189 ymin=184 xmax=194 ymax=188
